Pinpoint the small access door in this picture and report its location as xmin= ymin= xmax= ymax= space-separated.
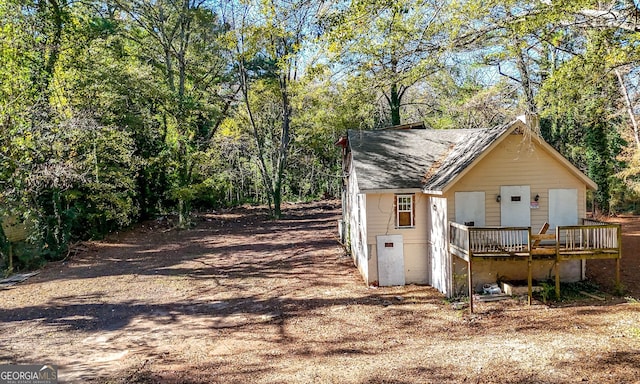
xmin=500 ymin=185 xmax=531 ymax=227
xmin=377 ymin=235 xmax=405 ymax=286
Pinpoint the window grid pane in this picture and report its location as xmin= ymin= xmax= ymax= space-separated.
xmin=397 ymin=195 xmax=414 ymax=227
xmin=398 ymin=197 xmax=411 ymax=211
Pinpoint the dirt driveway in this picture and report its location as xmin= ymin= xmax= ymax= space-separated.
xmin=1 ymin=201 xmax=639 ymax=383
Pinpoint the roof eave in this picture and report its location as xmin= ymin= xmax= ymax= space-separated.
xmin=360 ymin=188 xmax=423 ymax=194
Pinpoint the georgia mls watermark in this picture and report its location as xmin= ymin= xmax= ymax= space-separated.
xmin=0 ymin=365 xmax=57 ymax=384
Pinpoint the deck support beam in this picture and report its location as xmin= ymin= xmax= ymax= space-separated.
xmin=468 ymin=257 xmax=474 ymax=313
xmin=616 ymin=257 xmax=621 ymax=291
xmin=527 ymin=256 xmax=532 ymax=305
xmin=616 ymin=226 xmax=622 ymax=292
xmin=555 ymin=261 xmax=561 ymax=299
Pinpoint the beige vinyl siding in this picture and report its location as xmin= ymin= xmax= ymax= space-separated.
xmin=444 ymin=133 xmax=587 ymax=231
xmin=365 ymin=193 xmax=430 ymax=284
xmin=445 ymin=133 xmax=586 ymax=289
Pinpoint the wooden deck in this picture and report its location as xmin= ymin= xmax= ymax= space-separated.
xmin=449 ymin=219 xmax=621 ymax=312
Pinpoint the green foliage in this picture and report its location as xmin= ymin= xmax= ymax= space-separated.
xmin=538 ymin=281 xmax=555 ymax=304
xmin=74 ymin=125 xmax=139 ymax=236
xmin=323 ymin=0 xmax=450 ymax=126
xmin=534 ymin=280 xmax=603 ymax=303
xmin=3 ymin=0 xmax=640 ymax=273
xmin=421 ymin=73 xmax=518 ymax=129
xmin=0 ymin=117 xmax=140 ymax=265
xmin=613 ymin=281 xmax=626 ymax=297
xmin=537 ymin=31 xmax=628 ymax=213
xmin=288 ymin=80 xmax=369 ymax=199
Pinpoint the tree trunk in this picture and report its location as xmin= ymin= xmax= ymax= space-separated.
xmin=614 ymin=68 xmax=640 ymax=149
xmin=273 ymin=183 xmax=282 ymax=218
xmin=514 ymin=42 xmax=537 ymax=115
xmin=42 ymin=0 xmax=64 ymax=96
xmin=390 ymin=82 xmax=402 ymax=126
xmin=238 ymin=58 xmax=275 ymax=216
xmin=272 ymin=75 xmax=292 ymax=218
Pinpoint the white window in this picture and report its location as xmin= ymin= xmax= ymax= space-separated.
xmin=396 ymin=194 xmax=415 ymax=228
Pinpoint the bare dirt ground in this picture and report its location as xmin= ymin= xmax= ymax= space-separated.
xmin=1 ymin=201 xmax=639 ymax=384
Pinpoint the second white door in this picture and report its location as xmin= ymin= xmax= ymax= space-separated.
xmin=500 ymin=185 xmax=531 ymax=227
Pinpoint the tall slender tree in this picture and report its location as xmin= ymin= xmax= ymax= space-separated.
xmin=323 ymin=0 xmax=449 ymax=126
xmin=223 ymin=0 xmax=326 ymax=218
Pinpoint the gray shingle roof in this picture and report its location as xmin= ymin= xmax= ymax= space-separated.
xmin=347 ymin=123 xmax=511 ymax=192
xmin=422 ymin=123 xmax=510 ymax=192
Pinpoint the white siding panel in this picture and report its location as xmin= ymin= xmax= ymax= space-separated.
xmin=500 ymin=185 xmax=531 ymax=227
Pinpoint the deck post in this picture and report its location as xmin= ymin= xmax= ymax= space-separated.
xmin=527 ymin=257 xmax=532 ymax=305
xmin=468 ymin=256 xmax=474 ymax=313
xmin=555 ymin=229 xmax=561 ymax=299
xmin=555 ymin=262 xmax=560 ymax=299
xmin=527 ymin=228 xmax=532 ymax=305
xmin=616 ymin=257 xmax=621 ymax=291
xmin=616 ymin=224 xmax=622 ymax=292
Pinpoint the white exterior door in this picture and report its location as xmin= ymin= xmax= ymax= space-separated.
xmin=549 ymin=189 xmax=578 ymax=228
xmin=377 ymin=235 xmax=405 ymax=286
xmin=429 ymin=197 xmax=451 ymax=296
xmin=500 ymin=185 xmax=531 ymax=227
xmin=455 ymin=192 xmax=486 ymax=226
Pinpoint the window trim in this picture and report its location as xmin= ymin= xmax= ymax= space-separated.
xmin=396 ymin=194 xmax=415 ymax=228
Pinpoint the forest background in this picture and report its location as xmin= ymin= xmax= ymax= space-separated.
xmin=1 ymin=0 xmax=640 ymax=271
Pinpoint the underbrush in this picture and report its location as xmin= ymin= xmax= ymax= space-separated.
xmin=533 ymin=279 xmax=605 ymax=303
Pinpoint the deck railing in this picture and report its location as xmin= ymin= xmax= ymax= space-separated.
xmin=449 ymin=222 xmax=469 ymax=256
xmin=581 ymin=218 xmax=608 ymax=226
xmin=557 ymin=224 xmax=620 ymax=252
xmin=451 ymin=222 xmax=621 ymax=256
xmin=450 ymin=223 xmax=530 ymax=258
